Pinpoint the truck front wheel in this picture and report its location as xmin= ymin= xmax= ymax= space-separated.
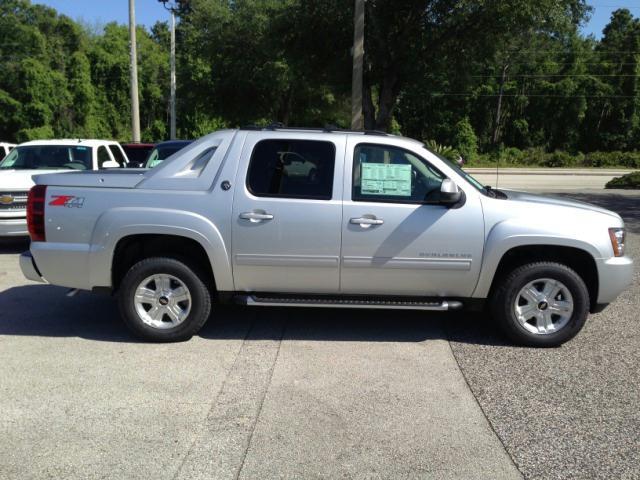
xmin=491 ymin=262 xmax=590 ymax=347
xmin=117 ymin=257 xmax=212 ymax=342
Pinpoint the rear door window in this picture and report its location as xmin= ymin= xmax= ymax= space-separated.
xmin=246 ymin=139 xmax=336 ymax=200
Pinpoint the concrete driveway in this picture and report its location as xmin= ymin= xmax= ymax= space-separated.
xmin=0 ymin=244 xmax=519 ymax=479
xmin=1 ymin=190 xmax=638 ymax=479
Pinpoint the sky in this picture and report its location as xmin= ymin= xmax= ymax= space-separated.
xmin=30 ymin=0 xmax=640 ymax=39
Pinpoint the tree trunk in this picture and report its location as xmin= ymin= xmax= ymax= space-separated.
xmin=363 ymin=81 xmax=376 ymax=130
xmin=374 ymin=69 xmax=399 ymax=131
xmin=492 ymin=63 xmax=509 ymax=145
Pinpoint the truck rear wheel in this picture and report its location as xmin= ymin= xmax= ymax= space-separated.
xmin=491 ymin=262 xmax=590 ymax=347
xmin=117 ymin=257 xmax=212 ymax=342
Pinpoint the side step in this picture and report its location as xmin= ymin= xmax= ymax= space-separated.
xmin=235 ymin=294 xmax=463 ymax=311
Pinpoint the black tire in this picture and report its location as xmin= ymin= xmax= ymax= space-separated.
xmin=491 ymin=262 xmax=590 ymax=347
xmin=117 ymin=257 xmax=212 ymax=342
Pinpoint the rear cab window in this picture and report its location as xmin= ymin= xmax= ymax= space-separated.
xmin=246 ymin=139 xmax=336 ymax=200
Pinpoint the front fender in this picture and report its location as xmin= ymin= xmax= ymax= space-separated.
xmin=88 ymin=207 xmax=233 ymax=291
xmin=472 ymin=219 xmax=602 ymax=298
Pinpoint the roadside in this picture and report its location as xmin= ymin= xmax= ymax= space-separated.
xmin=466 ymin=168 xmax=635 ymax=191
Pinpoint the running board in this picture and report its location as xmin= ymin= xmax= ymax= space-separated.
xmin=235 ymin=294 xmax=463 ymax=311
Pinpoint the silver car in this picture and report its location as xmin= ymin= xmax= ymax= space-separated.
xmin=20 ymin=127 xmax=633 ymax=346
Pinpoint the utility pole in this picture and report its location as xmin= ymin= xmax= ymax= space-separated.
xmin=128 ymin=0 xmax=141 ymax=142
xmin=351 ymin=0 xmax=365 ymax=130
xmin=170 ymin=10 xmax=176 ymax=139
xmin=159 ymin=1 xmax=190 ymax=139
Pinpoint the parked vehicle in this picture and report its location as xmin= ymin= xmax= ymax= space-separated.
xmin=0 ymin=142 xmax=16 ymax=161
xmin=20 ymin=127 xmax=633 ymax=346
xmin=121 ymin=143 xmax=155 ymax=168
xmin=144 ymin=140 xmax=192 ymax=168
xmin=0 ymin=139 xmax=128 ymax=236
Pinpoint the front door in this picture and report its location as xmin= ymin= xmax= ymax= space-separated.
xmin=340 ymin=139 xmax=484 ymax=297
xmin=231 ymin=134 xmax=345 ymax=293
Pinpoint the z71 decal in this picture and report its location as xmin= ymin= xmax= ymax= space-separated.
xmin=49 ymin=195 xmax=85 ymax=208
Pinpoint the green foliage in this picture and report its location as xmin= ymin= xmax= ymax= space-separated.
xmin=474 ymin=149 xmax=640 ymax=168
xmin=424 ymin=140 xmax=459 ymax=162
xmin=0 ymin=0 xmax=639 ymax=163
xmin=452 ymin=117 xmax=478 ymax=162
xmin=605 ymin=171 xmax=640 ymax=189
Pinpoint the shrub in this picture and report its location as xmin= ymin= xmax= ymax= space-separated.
xmin=584 ymin=151 xmax=640 ymax=168
xmin=452 ymin=117 xmax=478 ymax=162
xmin=541 ymin=151 xmax=577 ymax=168
xmin=605 ymin=171 xmax=640 ymax=189
xmin=424 ymin=139 xmax=459 ymax=162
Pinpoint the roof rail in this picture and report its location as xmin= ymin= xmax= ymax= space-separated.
xmin=239 ymin=124 xmax=390 ymax=136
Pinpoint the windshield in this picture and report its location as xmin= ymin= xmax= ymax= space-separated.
xmin=145 ymin=145 xmax=188 ymax=168
xmin=422 ymin=146 xmax=488 ymax=194
xmin=0 ymin=145 xmax=92 ymax=170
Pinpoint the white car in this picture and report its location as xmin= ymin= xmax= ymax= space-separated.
xmin=0 ymin=142 xmax=16 ymax=161
xmin=0 ymin=139 xmax=129 ymax=236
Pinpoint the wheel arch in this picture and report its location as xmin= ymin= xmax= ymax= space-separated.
xmin=111 ymin=234 xmax=217 ymax=293
xmin=477 ymin=244 xmax=599 ymax=312
xmin=87 ymin=208 xmax=233 ymax=292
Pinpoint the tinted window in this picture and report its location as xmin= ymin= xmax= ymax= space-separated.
xmin=97 ymin=146 xmax=112 ymax=168
xmin=145 ymin=144 xmax=190 ymax=168
xmin=122 ymin=146 xmax=153 ymax=166
xmin=352 ymin=144 xmax=445 ymax=203
xmin=109 ymin=145 xmax=127 ymax=166
xmin=247 ymin=140 xmax=335 ymax=199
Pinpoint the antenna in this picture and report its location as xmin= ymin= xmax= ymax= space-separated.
xmin=495 ymin=152 xmax=499 ymax=189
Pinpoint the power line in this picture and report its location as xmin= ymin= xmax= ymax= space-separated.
xmin=429 ymin=93 xmax=637 ymax=98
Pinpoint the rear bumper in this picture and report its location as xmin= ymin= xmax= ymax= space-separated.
xmin=596 ymin=255 xmax=634 ymax=304
xmin=0 ymin=218 xmax=28 ymax=237
xmin=19 ymin=252 xmax=46 ymax=283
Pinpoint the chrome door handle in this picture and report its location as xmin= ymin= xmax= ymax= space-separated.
xmin=350 ymin=217 xmax=384 ymax=226
xmin=239 ymin=212 xmax=274 ymax=221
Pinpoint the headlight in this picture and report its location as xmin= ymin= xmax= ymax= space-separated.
xmin=609 ymin=228 xmax=626 ymax=257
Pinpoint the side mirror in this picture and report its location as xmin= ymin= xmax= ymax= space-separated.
xmin=440 ymin=179 xmax=462 ymax=204
xmin=101 ymin=160 xmax=120 ymax=169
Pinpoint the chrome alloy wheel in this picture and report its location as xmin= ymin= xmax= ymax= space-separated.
xmin=514 ymin=278 xmax=574 ymax=335
xmin=134 ymin=274 xmax=192 ymax=329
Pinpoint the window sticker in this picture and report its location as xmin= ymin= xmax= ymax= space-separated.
xmin=361 ymin=162 xmax=412 ymax=196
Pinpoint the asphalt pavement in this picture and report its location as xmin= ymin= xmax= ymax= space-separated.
xmin=0 ymin=189 xmax=638 ymax=479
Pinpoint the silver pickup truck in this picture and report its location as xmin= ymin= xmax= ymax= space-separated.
xmin=20 ymin=127 xmax=633 ymax=346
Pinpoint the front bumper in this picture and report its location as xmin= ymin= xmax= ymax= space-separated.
xmin=0 ymin=218 xmax=28 ymax=236
xmin=19 ymin=252 xmax=46 ymax=283
xmin=596 ymin=255 xmax=634 ymax=304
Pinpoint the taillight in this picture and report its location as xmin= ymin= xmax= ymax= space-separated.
xmin=27 ymin=185 xmax=47 ymax=242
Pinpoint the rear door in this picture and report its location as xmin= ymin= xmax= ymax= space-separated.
xmin=231 ymin=133 xmax=345 ymax=293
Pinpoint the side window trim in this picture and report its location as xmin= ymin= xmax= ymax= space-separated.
xmin=246 ymin=138 xmax=337 ymax=201
xmin=351 ymin=142 xmax=446 ymax=205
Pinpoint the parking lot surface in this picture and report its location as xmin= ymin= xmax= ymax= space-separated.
xmin=0 ymin=190 xmax=638 ymax=479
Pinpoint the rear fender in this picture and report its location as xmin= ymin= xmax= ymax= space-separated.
xmin=88 ymin=208 xmax=232 ymax=290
